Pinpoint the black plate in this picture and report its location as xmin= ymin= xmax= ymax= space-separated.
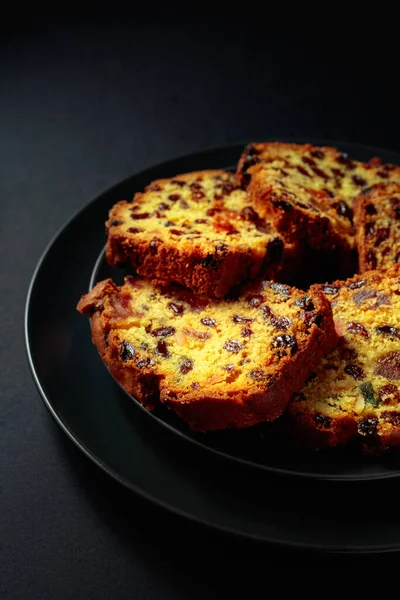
xmin=25 ymin=141 xmax=400 ymax=551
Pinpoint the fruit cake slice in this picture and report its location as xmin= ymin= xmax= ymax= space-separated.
xmin=77 ymin=276 xmax=337 ymax=432
xmin=354 ymin=182 xmax=400 ymax=273
xmin=236 ymin=142 xmax=400 ymax=261
xmin=286 ymin=264 xmax=400 ymax=451
xmin=106 ymin=170 xmax=296 ymax=298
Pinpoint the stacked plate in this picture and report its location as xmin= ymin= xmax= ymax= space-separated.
xmin=25 ymin=141 xmax=400 ymax=553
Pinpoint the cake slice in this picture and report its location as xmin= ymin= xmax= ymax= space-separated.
xmin=77 ymin=276 xmax=337 ymax=432
xmin=286 ymin=265 xmax=400 ymax=451
xmin=106 ymin=170 xmax=296 ymax=298
xmin=354 ymin=182 xmax=400 ymax=273
xmin=236 ymin=142 xmax=400 ymax=269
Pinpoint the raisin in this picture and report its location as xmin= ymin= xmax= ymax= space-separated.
xmin=268 ymin=237 xmax=284 ymax=263
xmin=223 ymin=364 xmax=235 ymax=372
xmin=270 ymin=194 xmax=292 ymax=212
xmin=304 ymin=311 xmax=322 ymax=328
xmin=232 ymin=315 xmax=254 ymax=324
xmin=165 ymin=221 xmax=174 ymax=227
xmin=149 ymin=183 xmax=161 ymax=191
xmin=168 ymin=194 xmax=181 ymax=201
xmin=353 ymin=175 xmax=367 ymax=187
xmin=272 ymin=334 xmax=297 ymax=355
xmin=206 ymin=208 xmax=221 ymax=217
xmin=170 ymin=180 xmax=185 ymax=187
xmin=311 ymin=166 xmax=329 ymax=180
xmin=322 ymin=285 xmax=340 ymax=295
xmin=274 ymin=315 xmax=293 ymax=331
xmin=344 ymin=364 xmax=365 ymax=380
xmin=151 ymin=326 xmax=176 ymax=337
xmin=302 ymin=156 xmax=317 ymax=167
xmin=127 ymin=227 xmax=144 ymax=234
xmin=297 ymin=165 xmax=311 ymax=177
xmin=377 ymin=170 xmax=389 ymax=178
xmin=190 ymin=182 xmax=202 ymax=190
xmin=374 ymin=227 xmax=390 ymax=246
xmin=156 ymin=340 xmax=170 ymax=357
xmin=378 ymin=384 xmax=400 ymax=404
xmin=158 ymin=202 xmax=169 ymax=211
xmin=131 ymin=212 xmax=151 ymax=219
xmin=110 ymin=219 xmax=124 ymax=227
xmin=295 ymin=295 xmax=314 ymax=310
xmin=180 ymin=357 xmax=193 ymax=374
xmin=241 ymin=206 xmax=259 ymax=221
xmin=365 ymin=204 xmax=377 ymax=216
xmin=223 ymin=340 xmax=243 ymax=353
xmin=136 ymin=357 xmax=155 ymax=369
xmin=396 ymin=252 xmax=400 ymax=263
xmin=150 ymin=238 xmax=160 ymax=255
xmin=346 ymin=322 xmax=370 ymax=339
xmin=311 ymin=149 xmax=325 ymax=159
xmin=381 ymin=411 xmax=400 ymax=426
xmin=348 ymin=279 xmax=366 ymax=290
xmin=170 ymin=229 xmax=184 ymax=236
xmin=247 ymin=294 xmax=265 ymax=307
xmin=119 ymin=341 xmax=135 ymax=362
xmin=358 ymin=417 xmax=378 ymax=436
xmin=314 ymin=414 xmax=332 ymax=428
xmin=331 ymin=168 xmax=344 ymax=178
xmin=192 ymin=191 xmax=205 ymax=201
xmin=366 ymin=250 xmax=377 ymax=269
xmin=168 ymin=302 xmax=184 ymax=315
xmin=248 ymin=369 xmax=268 ymax=382
xmin=365 ymin=223 xmax=375 ymax=237
xmin=322 ymin=188 xmax=335 ymax=199
xmin=221 ymin=183 xmax=236 ymax=195
xmin=200 ymin=317 xmax=216 ymax=327
xmin=241 ymin=327 xmax=253 ymax=337
xmin=270 ymin=283 xmax=290 ymax=296
xmin=359 ymin=381 xmax=378 ymax=407
xmin=375 ymin=351 xmax=400 ymax=380
xmin=195 ymin=218 xmax=208 ymax=224
xmin=376 ymin=325 xmax=400 ymax=339
xmin=335 ymin=201 xmax=353 ymax=222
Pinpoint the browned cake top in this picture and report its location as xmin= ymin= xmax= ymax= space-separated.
xmin=107 ymin=169 xmax=285 ymax=259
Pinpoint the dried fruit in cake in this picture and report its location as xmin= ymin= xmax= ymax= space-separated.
xmin=77 ymin=276 xmax=337 ymax=432
xmin=286 ymin=264 xmax=400 ymax=451
xmin=354 ymin=182 xmax=400 ymax=273
xmin=106 ymin=170 xmax=296 ymax=298
xmin=236 ymin=142 xmax=400 ymax=269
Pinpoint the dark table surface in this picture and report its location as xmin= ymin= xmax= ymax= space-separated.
xmin=2 ymin=10 xmax=400 ymax=597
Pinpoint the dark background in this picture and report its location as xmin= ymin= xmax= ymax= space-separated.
xmin=1 ymin=7 xmax=399 ymax=597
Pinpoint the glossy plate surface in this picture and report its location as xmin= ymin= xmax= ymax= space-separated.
xmin=25 ymin=141 xmax=400 ymax=551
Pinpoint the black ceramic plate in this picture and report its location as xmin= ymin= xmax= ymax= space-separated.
xmin=26 ymin=141 xmax=400 ymax=552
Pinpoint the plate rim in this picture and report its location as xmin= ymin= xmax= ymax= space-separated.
xmin=24 ymin=140 xmax=400 ymax=552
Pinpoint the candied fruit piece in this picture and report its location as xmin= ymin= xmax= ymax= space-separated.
xmin=119 ymin=341 xmax=135 ymax=362
xmin=359 ymin=381 xmax=378 ymax=407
